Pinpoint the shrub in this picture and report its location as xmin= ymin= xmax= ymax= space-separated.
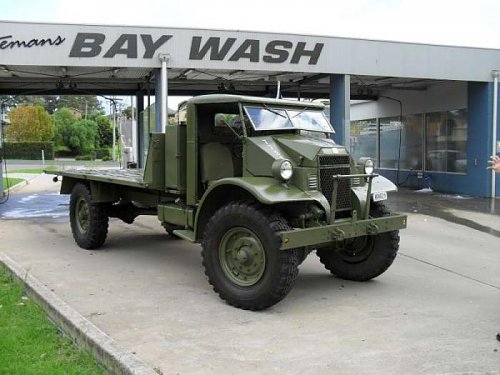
xmin=68 ymin=119 xmax=99 ymax=155
xmin=54 ymin=145 xmax=75 ymax=158
xmin=75 ymin=155 xmax=93 ymax=161
xmin=4 ymin=142 xmax=54 ymax=160
xmin=95 ymin=148 xmax=110 ymax=159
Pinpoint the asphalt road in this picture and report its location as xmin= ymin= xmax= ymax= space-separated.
xmin=1 ymin=175 xmax=499 ymax=374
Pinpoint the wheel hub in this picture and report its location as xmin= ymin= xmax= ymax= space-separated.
xmin=219 ymin=227 xmax=266 ymax=286
xmin=236 ymin=247 xmax=251 ymax=264
xmin=76 ymin=197 xmax=89 ymax=234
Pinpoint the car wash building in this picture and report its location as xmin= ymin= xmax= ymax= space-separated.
xmin=0 ymin=20 xmax=499 ymax=198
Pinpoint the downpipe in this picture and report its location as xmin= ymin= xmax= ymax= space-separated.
xmin=492 ymin=70 xmax=499 ymax=198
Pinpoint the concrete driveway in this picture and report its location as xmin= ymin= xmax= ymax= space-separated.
xmin=0 ymin=175 xmax=499 ymax=374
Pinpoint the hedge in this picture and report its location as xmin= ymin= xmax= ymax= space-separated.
xmin=4 ymin=142 xmax=54 ymax=160
xmin=95 ymin=148 xmax=111 ymax=159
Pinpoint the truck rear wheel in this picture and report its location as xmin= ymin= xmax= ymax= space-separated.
xmin=316 ymin=202 xmax=399 ymax=281
xmin=201 ymin=201 xmax=299 ymax=310
xmin=70 ymin=183 xmax=109 ymax=250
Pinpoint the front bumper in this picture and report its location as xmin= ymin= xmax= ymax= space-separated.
xmin=279 ymin=214 xmax=407 ymax=250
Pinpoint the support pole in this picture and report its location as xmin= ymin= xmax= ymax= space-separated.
xmin=136 ymin=93 xmax=144 ymax=168
xmin=130 ymin=96 xmax=137 ymax=164
xmin=330 ymin=74 xmax=351 ymax=150
xmin=159 ymin=54 xmax=170 ymax=132
xmin=111 ymin=99 xmax=116 ymax=161
xmin=492 ymin=70 xmax=499 ymax=198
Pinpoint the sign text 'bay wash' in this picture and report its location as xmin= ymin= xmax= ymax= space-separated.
xmin=68 ymin=33 xmax=324 ymax=64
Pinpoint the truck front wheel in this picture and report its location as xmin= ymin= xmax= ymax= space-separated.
xmin=201 ymin=202 xmax=299 ymax=310
xmin=316 ymin=202 xmax=399 ymax=281
xmin=70 ymin=183 xmax=109 ymax=250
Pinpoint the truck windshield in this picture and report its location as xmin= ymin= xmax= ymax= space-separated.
xmin=244 ymin=106 xmax=334 ymax=133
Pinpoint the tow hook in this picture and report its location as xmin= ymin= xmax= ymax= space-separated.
xmin=367 ymin=223 xmax=379 ymax=235
xmin=330 ymin=229 xmax=345 ymax=241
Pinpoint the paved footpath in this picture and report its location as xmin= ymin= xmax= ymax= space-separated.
xmin=1 ymin=175 xmax=499 ymax=374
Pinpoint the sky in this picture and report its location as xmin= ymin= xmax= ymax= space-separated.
xmin=2 ymin=0 xmax=499 ymax=48
xmin=1 ymin=0 xmax=499 ymax=109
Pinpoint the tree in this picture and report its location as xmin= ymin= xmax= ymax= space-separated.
xmin=122 ymin=106 xmax=136 ymax=120
xmin=68 ymin=119 xmax=99 ymax=155
xmin=96 ymin=116 xmax=113 ymax=148
xmin=5 ymin=105 xmax=54 ymax=142
xmin=57 ymin=96 xmax=104 ymax=117
xmin=0 ymin=95 xmax=104 ymax=116
xmin=53 ymin=108 xmax=77 ymax=147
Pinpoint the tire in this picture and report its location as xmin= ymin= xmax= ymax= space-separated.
xmin=201 ymin=201 xmax=299 ymax=310
xmin=69 ymin=183 xmax=109 ymax=250
xmin=316 ymin=201 xmax=399 ymax=281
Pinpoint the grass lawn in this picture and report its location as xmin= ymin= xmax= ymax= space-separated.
xmin=0 ymin=266 xmax=106 ymax=375
xmin=2 ymin=177 xmax=24 ymax=191
xmin=7 ymin=166 xmax=59 ymax=174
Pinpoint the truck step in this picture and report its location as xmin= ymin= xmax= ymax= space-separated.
xmin=172 ymin=229 xmax=196 ymax=242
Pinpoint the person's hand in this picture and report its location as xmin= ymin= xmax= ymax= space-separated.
xmin=488 ymin=155 xmax=500 ymax=173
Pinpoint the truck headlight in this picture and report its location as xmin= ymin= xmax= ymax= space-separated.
xmin=364 ymin=159 xmax=374 ymax=174
xmin=272 ymin=159 xmax=293 ymax=181
xmin=359 ymin=157 xmax=374 ymax=174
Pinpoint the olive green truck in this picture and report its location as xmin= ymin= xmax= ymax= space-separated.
xmin=52 ymin=94 xmax=407 ymax=310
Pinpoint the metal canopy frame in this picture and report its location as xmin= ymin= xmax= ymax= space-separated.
xmin=0 ymin=64 xmax=442 ymax=99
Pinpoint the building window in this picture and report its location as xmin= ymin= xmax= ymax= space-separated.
xmin=350 ymin=119 xmax=377 ymax=165
xmin=379 ymin=114 xmax=423 ymax=170
xmin=425 ymin=109 xmax=467 ymax=173
xmin=379 ymin=116 xmax=401 ymax=169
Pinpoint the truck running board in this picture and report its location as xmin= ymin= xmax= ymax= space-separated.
xmin=173 ymin=229 xmax=196 ymax=242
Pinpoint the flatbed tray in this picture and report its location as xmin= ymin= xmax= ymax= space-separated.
xmin=51 ymin=168 xmax=147 ymax=189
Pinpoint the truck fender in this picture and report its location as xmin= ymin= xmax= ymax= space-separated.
xmin=372 ymin=175 xmax=397 ymax=194
xmin=351 ymin=175 xmax=397 ymax=218
xmin=194 ymin=177 xmax=329 ymax=240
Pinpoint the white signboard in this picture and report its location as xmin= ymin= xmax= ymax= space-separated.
xmin=1 ymin=20 xmax=499 ymax=81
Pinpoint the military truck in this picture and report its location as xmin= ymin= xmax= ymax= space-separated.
xmin=52 ymin=94 xmax=407 ymax=310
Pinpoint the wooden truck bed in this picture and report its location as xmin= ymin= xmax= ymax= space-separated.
xmin=53 ymin=169 xmax=148 ymax=189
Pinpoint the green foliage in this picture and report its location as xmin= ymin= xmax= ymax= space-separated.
xmin=75 ymin=155 xmax=94 ymax=161
xmin=56 ymin=96 xmax=104 ymax=117
xmin=54 ymin=145 xmax=74 ymax=157
xmin=0 ymin=267 xmax=105 ymax=374
xmin=4 ymin=142 xmax=54 ymax=160
xmin=1 ymin=95 xmax=104 ymax=116
xmin=54 ymin=145 xmax=71 ymax=152
xmin=53 ymin=108 xmax=77 ymax=147
xmin=122 ymin=106 xmax=138 ymax=120
xmin=96 ymin=116 xmax=113 ymax=147
xmin=95 ymin=148 xmax=111 ymax=159
xmin=53 ymin=109 xmax=101 ymax=155
xmin=68 ymin=119 xmax=99 ymax=155
xmin=5 ymin=106 xmax=54 ymax=142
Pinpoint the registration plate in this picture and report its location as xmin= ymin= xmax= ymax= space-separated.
xmin=372 ymin=191 xmax=388 ymax=202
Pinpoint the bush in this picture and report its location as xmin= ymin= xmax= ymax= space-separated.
xmin=101 ymin=156 xmax=112 ymax=162
xmin=4 ymin=142 xmax=54 ymax=160
xmin=54 ymin=145 xmax=75 ymax=158
xmin=75 ymin=155 xmax=93 ymax=161
xmin=68 ymin=119 xmax=99 ymax=155
xmin=95 ymin=148 xmax=110 ymax=159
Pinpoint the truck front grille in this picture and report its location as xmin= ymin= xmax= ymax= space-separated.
xmin=319 ymin=155 xmax=352 ymax=212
